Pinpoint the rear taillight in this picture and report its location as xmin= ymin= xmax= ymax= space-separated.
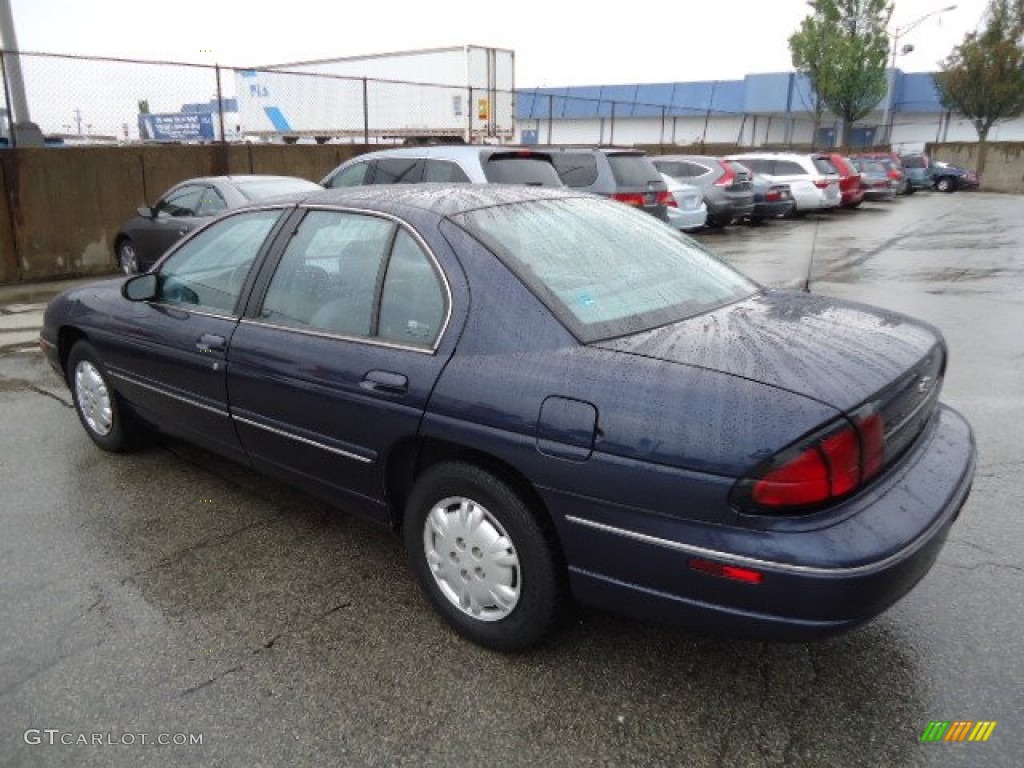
xmin=766 ymin=189 xmax=782 ymax=202
xmin=714 ymin=161 xmax=736 ymax=187
xmin=731 ymin=405 xmax=886 ymax=513
xmin=612 ymin=192 xmax=645 ymax=207
xmin=657 ymin=190 xmax=677 ymax=207
xmin=813 ymin=179 xmax=830 ymax=189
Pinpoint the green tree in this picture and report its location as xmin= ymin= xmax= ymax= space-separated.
xmin=789 ymin=0 xmax=893 ymax=146
xmin=933 ymin=0 xmax=1024 ymax=170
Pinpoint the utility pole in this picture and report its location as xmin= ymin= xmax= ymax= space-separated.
xmin=74 ymin=107 xmax=82 ymax=135
xmin=0 ymin=0 xmax=43 ymax=146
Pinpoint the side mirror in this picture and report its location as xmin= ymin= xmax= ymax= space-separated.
xmin=137 ymin=205 xmax=154 ymax=218
xmin=123 ymin=272 xmax=158 ymax=301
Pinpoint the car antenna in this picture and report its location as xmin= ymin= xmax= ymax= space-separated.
xmin=803 ymin=213 xmax=821 ymax=294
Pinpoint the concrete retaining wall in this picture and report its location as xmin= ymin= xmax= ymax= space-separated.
xmin=927 ymin=142 xmax=1024 ymax=194
xmin=0 ymin=144 xmax=370 ymax=284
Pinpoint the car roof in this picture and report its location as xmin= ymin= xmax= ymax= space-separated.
xmin=241 ymin=183 xmax=596 ymax=218
xmin=337 ymin=145 xmax=555 ymax=161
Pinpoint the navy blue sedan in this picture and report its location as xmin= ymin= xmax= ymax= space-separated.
xmin=40 ymin=185 xmax=975 ymax=650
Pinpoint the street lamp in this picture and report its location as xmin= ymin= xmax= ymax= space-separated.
xmin=881 ymin=4 xmax=957 ymax=145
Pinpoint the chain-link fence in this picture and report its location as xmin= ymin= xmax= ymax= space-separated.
xmin=0 ymin=49 xmax=972 ymax=150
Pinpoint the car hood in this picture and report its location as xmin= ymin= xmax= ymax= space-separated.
xmin=593 ymin=289 xmax=942 ymax=413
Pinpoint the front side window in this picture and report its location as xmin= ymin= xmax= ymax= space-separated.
xmin=195 ymin=187 xmax=228 ymax=217
xmin=154 ymin=185 xmax=205 ymax=218
xmin=157 ymin=209 xmax=282 ymax=314
xmin=328 ymin=162 xmax=370 ymax=188
xmin=453 ymin=197 xmax=757 ymax=343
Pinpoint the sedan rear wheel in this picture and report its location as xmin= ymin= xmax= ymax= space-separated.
xmin=935 ymin=177 xmax=954 ymax=193
xmin=117 ymin=239 xmax=139 ymax=275
xmin=404 ymin=462 xmax=564 ymax=650
xmin=68 ymin=341 xmax=148 ymax=452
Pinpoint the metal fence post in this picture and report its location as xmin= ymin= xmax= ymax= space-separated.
xmin=362 ymin=78 xmax=369 ymax=144
xmin=215 ymin=64 xmax=227 ymax=144
xmin=467 ymin=86 xmax=473 ymax=143
xmin=547 ymin=93 xmax=553 ymax=145
xmin=609 ymin=102 xmax=616 ymax=146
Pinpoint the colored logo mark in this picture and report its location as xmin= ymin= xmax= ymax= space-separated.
xmin=921 ymin=720 xmax=997 ymax=742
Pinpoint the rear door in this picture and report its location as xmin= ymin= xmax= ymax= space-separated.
xmin=226 ymin=208 xmax=456 ymax=522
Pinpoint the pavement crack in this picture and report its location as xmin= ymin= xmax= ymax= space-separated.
xmin=180 ymin=664 xmax=243 ymax=697
xmin=938 ymin=560 xmax=1024 ymax=575
xmin=28 ymin=384 xmax=73 ymax=408
xmin=121 ymin=518 xmax=271 ymax=585
xmin=253 ymin=600 xmax=353 ymax=655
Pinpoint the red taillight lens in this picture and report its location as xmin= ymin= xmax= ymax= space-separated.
xmin=690 ymin=558 xmax=764 ymax=584
xmin=766 ymin=189 xmax=782 ymax=202
xmin=612 ymin=192 xmax=645 ymax=207
xmin=734 ymin=406 xmax=887 ymax=513
xmin=714 ymin=161 xmax=736 ymax=187
xmin=813 ymin=179 xmax=830 ymax=189
xmin=657 ymin=190 xmax=677 ymax=207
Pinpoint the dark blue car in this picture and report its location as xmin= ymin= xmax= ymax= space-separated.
xmin=40 ymin=185 xmax=975 ymax=650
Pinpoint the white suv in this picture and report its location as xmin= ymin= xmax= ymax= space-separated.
xmin=727 ymin=153 xmax=841 ymax=215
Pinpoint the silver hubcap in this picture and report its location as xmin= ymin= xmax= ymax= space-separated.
xmin=74 ymin=360 xmax=113 ymax=436
xmin=119 ymin=242 xmax=138 ymax=274
xmin=423 ymin=496 xmax=520 ymax=622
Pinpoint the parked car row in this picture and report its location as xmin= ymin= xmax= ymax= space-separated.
xmin=113 ymin=147 xmax=981 ymax=274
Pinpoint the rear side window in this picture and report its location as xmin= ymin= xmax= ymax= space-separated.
xmin=775 ymin=161 xmax=807 ymax=176
xmin=372 ymin=158 xmax=423 ymax=184
xmin=606 ymin=154 xmax=661 ymax=186
xmin=738 ymin=158 xmax=770 ymax=174
xmin=550 ymin=154 xmax=599 ymax=187
xmin=483 ymin=154 xmax=564 ymax=186
xmin=423 ymin=159 xmax=472 ymax=183
xmin=813 ymin=157 xmax=838 ymax=175
xmin=901 ymin=155 xmax=926 ymax=169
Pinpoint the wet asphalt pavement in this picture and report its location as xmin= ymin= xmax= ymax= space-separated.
xmin=1 ymin=192 xmax=1022 ymax=767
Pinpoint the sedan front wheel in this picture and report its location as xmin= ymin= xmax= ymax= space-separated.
xmin=404 ymin=462 xmax=565 ymax=651
xmin=117 ymin=239 xmax=139 ymax=275
xmin=68 ymin=341 xmax=149 ymax=452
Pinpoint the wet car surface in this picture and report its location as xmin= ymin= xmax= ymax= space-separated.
xmin=2 ymin=192 xmax=1021 ymax=767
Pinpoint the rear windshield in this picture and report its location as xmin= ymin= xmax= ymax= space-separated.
xmin=452 ymin=197 xmax=757 ymax=343
xmin=901 ymin=155 xmax=926 ymax=168
xmin=482 ymin=154 xmax=564 ymax=186
xmin=235 ymin=177 xmax=320 ymax=200
xmin=606 ymin=154 xmax=662 ymax=186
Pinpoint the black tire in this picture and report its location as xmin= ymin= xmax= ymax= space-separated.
xmin=904 ymin=180 xmax=915 ymax=195
xmin=117 ymin=238 xmax=139 ymax=275
xmin=935 ymin=177 xmax=954 ymax=193
xmin=67 ymin=341 xmax=149 ymax=452
xmin=403 ymin=462 xmax=565 ymax=651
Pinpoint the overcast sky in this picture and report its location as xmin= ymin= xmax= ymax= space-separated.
xmin=9 ymin=0 xmax=990 ymax=87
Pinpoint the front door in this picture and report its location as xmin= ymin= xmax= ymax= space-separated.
xmin=100 ymin=208 xmax=286 ymax=460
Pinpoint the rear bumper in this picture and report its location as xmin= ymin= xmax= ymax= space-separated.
xmin=667 ymin=204 xmax=708 ymax=232
xmin=557 ymin=404 xmax=975 ymax=640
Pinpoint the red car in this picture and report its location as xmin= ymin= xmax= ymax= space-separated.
xmin=820 ymin=154 xmax=865 ymax=208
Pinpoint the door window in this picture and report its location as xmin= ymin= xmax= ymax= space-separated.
xmin=154 ymin=185 xmax=205 ymax=218
xmin=327 ymin=162 xmax=371 ymax=188
xmin=259 ymin=211 xmax=393 ymax=337
xmin=371 ymin=158 xmax=424 ymax=184
xmin=156 ymin=209 xmax=282 ymax=314
xmin=258 ymin=211 xmax=447 ymax=348
xmin=423 ymin=159 xmax=472 ymax=183
xmin=195 ymin=186 xmax=229 ymax=217
xmin=378 ymin=229 xmax=447 ymax=347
